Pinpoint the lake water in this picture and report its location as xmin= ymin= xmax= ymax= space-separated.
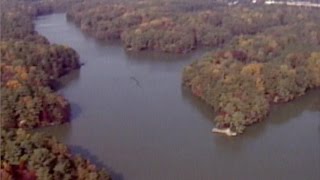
xmin=35 ymin=14 xmax=320 ymax=180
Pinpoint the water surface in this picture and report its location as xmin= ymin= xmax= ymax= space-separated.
xmin=35 ymin=14 xmax=320 ymax=180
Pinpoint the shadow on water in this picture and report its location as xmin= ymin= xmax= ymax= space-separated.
xmin=268 ymin=89 xmax=320 ymax=125
xmin=59 ymin=69 xmax=81 ymax=89
xmin=69 ymin=145 xmax=124 ymax=180
xmin=311 ymin=98 xmax=320 ymax=111
xmin=70 ymin=102 xmax=82 ymax=120
xmin=124 ymin=49 xmax=207 ymax=66
xmin=126 ymin=50 xmax=192 ymax=62
xmin=32 ymin=123 xmax=72 ymax=142
xmin=50 ymin=80 xmax=63 ymax=91
xmin=181 ymin=87 xmax=216 ymax=123
xmin=51 ymin=70 xmax=80 ymax=91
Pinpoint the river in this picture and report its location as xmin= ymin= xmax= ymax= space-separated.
xmin=34 ymin=14 xmax=320 ymax=180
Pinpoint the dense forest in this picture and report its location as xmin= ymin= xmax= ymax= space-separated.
xmin=0 ymin=0 xmax=82 ymax=128
xmin=0 ymin=0 xmax=110 ymax=179
xmin=66 ymin=0 xmax=320 ymax=53
xmin=182 ymin=6 xmax=320 ymax=134
xmin=1 ymin=41 xmax=80 ymax=128
xmin=1 ymin=129 xmax=110 ymax=180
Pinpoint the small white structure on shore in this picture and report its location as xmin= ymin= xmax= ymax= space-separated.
xmin=212 ymin=127 xmax=237 ymax=136
xmin=265 ymin=0 xmax=320 ymax=8
xmin=228 ymin=1 xmax=239 ymax=6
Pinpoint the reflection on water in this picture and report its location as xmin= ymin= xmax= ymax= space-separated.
xmin=269 ymin=89 xmax=319 ymax=125
xmin=58 ymin=69 xmax=81 ymax=88
xmin=35 ymin=13 xmax=320 ymax=180
xmin=68 ymin=145 xmax=125 ymax=180
xmin=181 ymin=87 xmax=216 ymax=123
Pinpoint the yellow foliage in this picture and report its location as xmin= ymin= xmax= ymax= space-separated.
xmin=22 ymin=96 xmax=32 ymax=103
xmin=223 ymin=75 xmax=233 ymax=84
xmin=150 ymin=19 xmax=162 ymax=26
xmin=297 ymin=13 xmax=304 ymax=20
xmin=280 ymin=64 xmax=289 ymax=71
xmin=20 ymin=72 xmax=29 ymax=80
xmin=14 ymin=66 xmax=27 ymax=74
xmin=310 ymin=52 xmax=320 ymax=61
xmin=21 ymin=96 xmax=33 ymax=108
xmin=238 ymin=37 xmax=253 ymax=48
xmin=256 ymin=78 xmax=265 ymax=92
xmin=6 ymin=80 xmax=21 ymax=89
xmin=308 ymin=52 xmax=320 ymax=86
xmin=212 ymin=68 xmax=220 ymax=75
xmin=241 ymin=63 xmax=264 ymax=76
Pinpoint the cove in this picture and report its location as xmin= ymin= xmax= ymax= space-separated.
xmin=34 ymin=13 xmax=320 ymax=180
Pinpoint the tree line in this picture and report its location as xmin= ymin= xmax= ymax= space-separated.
xmin=182 ymin=15 xmax=320 ymax=133
xmin=66 ymin=1 xmax=319 ymax=53
xmin=0 ymin=0 xmax=110 ymax=179
xmin=1 ymin=129 xmax=110 ymax=180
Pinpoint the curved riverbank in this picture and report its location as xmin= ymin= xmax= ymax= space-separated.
xmin=0 ymin=1 xmax=110 ymax=178
xmin=35 ymin=13 xmax=320 ymax=180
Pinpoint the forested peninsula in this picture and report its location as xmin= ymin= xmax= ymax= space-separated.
xmin=182 ymin=4 xmax=320 ymax=134
xmin=65 ymin=0 xmax=320 ymax=135
xmin=0 ymin=0 xmax=110 ymax=179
